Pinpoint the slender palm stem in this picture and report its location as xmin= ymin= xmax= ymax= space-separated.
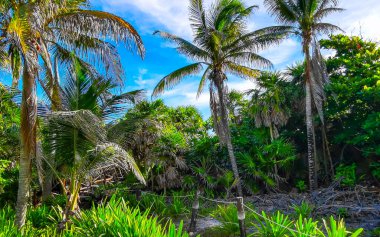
xmin=16 ymin=65 xmax=37 ymax=227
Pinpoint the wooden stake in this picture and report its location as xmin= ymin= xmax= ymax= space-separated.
xmin=189 ymin=189 xmax=200 ymax=235
xmin=236 ymin=197 xmax=246 ymax=237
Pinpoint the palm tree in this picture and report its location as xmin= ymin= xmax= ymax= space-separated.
xmin=0 ymin=0 xmax=144 ymax=227
xmin=248 ymin=72 xmax=292 ymax=187
xmin=42 ymin=61 xmax=145 ymax=224
xmin=248 ymin=72 xmax=291 ymax=141
xmin=152 ymin=0 xmax=288 ymax=197
xmin=263 ymin=0 xmax=343 ymax=190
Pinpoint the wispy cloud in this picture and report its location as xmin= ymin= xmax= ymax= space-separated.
xmin=93 ymin=0 xmax=380 ymax=118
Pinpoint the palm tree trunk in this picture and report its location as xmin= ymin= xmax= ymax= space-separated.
xmin=303 ymin=37 xmax=318 ymax=191
xmin=213 ymin=73 xmax=243 ymax=197
xmin=16 ymin=65 xmax=37 ymax=228
xmin=269 ymin=124 xmax=279 ymax=188
xmin=226 ymin=138 xmax=243 ymax=197
xmin=304 ymin=50 xmax=317 ymax=191
xmin=305 ymin=81 xmax=317 ymax=190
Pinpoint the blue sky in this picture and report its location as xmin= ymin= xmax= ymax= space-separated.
xmin=1 ymin=0 xmax=380 ymax=119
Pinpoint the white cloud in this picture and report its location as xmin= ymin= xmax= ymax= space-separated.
xmin=130 ymin=68 xmax=163 ymax=92
xmin=95 ymin=0 xmax=194 ymax=39
xmin=95 ymin=0 xmax=380 ymax=117
xmin=159 ymin=77 xmax=256 ymax=116
xmin=262 ymin=39 xmax=301 ymax=66
xmin=326 ymin=0 xmax=380 ymax=41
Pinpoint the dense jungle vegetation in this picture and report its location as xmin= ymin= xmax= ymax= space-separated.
xmin=0 ymin=0 xmax=379 ymax=236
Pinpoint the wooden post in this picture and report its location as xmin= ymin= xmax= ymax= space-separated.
xmin=236 ymin=197 xmax=246 ymax=237
xmin=189 ymin=189 xmax=200 ymax=235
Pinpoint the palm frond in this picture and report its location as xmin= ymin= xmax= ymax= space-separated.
xmin=43 ymin=110 xmax=145 ymax=185
xmin=152 ymin=63 xmax=204 ymax=96
xmin=54 ymin=32 xmax=125 ymax=84
xmin=154 ymin=31 xmax=210 ymax=61
xmin=226 ymin=52 xmax=272 ymax=69
xmin=197 ymin=66 xmax=211 ymax=98
xmin=101 ymin=90 xmax=145 ymax=119
xmin=313 ymin=23 xmax=343 ymax=35
xmin=189 ymin=0 xmax=210 ymax=47
xmin=264 ymin=0 xmax=298 ymax=24
xmin=314 ymin=7 xmax=344 ymax=21
xmin=89 ymin=142 xmax=145 ymax=185
xmin=53 ymin=10 xmax=145 ymax=57
xmin=224 ymin=26 xmax=293 ymax=55
xmin=225 ymin=62 xmax=261 ymax=79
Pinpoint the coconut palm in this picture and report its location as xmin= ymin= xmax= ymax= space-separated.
xmin=248 ymin=72 xmax=292 ymax=187
xmin=153 ymin=0 xmax=289 ymax=196
xmin=248 ymin=72 xmax=291 ymax=141
xmin=0 ymin=0 xmax=144 ymax=227
xmin=42 ymin=61 xmax=145 ymax=224
xmin=264 ymin=0 xmax=343 ymax=190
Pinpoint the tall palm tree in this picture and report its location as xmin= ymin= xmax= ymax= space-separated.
xmin=153 ymin=0 xmax=289 ymax=196
xmin=264 ymin=0 xmax=343 ymax=190
xmin=0 ymin=0 xmax=144 ymax=227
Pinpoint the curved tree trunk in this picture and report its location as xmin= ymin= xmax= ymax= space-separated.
xmin=16 ymin=65 xmax=37 ymax=228
xmin=211 ymin=72 xmax=243 ymax=197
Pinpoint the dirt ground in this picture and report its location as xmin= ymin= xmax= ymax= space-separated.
xmin=190 ymin=185 xmax=380 ymax=236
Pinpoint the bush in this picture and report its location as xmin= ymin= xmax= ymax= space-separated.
xmin=291 ymin=201 xmax=314 ymax=219
xmin=370 ymin=162 xmax=380 ymax=180
xmin=27 ymin=205 xmax=55 ymax=229
xmin=249 ymin=210 xmax=363 ymax=237
xmin=0 ymin=164 xmax=18 ymax=207
xmin=71 ymin=196 xmax=192 ymax=237
xmin=296 ymin=180 xmax=307 ymax=192
xmin=251 ymin=211 xmax=292 ymax=237
xmin=43 ymin=194 xmax=66 ymax=208
xmin=335 ymin=164 xmax=357 ymax=187
xmin=322 ymin=216 xmax=363 ymax=237
xmin=291 ymin=216 xmax=321 ymax=237
xmin=210 ymin=204 xmax=240 ymax=236
xmin=0 ymin=196 xmax=194 ymax=237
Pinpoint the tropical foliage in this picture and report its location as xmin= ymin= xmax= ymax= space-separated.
xmin=0 ymin=0 xmax=378 ymax=236
xmin=264 ymin=0 xmax=343 ymax=190
xmin=152 ymin=0 xmax=290 ymax=196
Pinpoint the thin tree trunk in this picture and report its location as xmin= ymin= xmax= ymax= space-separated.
xmin=269 ymin=124 xmax=279 ymax=188
xmin=305 ymin=79 xmax=317 ymax=191
xmin=16 ymin=65 xmax=37 ymax=228
xmin=226 ymin=138 xmax=243 ymax=197
xmin=42 ymin=172 xmax=53 ymax=201
xmin=304 ymin=38 xmax=318 ymax=191
xmin=213 ymin=73 xmax=243 ymax=197
xmin=322 ymin=126 xmax=334 ymax=178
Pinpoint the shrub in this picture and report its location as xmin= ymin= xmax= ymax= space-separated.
xmin=291 ymin=201 xmax=314 ymax=219
xmin=337 ymin=207 xmax=348 ymax=218
xmin=71 ymin=196 xmax=192 ymax=237
xmin=27 ymin=205 xmax=55 ymax=229
xmin=322 ymin=216 xmax=363 ymax=237
xmin=0 ymin=164 xmax=18 ymax=207
xmin=43 ymin=195 xmax=67 ymax=208
xmin=335 ymin=164 xmax=357 ymax=187
xmin=251 ymin=211 xmax=292 ymax=237
xmin=167 ymin=194 xmax=190 ymax=217
xmin=138 ymin=193 xmax=167 ymax=215
xmin=296 ymin=180 xmax=307 ymax=192
xmin=210 ymin=204 xmax=240 ymax=236
xmin=370 ymin=162 xmax=380 ymax=180
xmin=291 ymin=216 xmax=322 ymax=237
